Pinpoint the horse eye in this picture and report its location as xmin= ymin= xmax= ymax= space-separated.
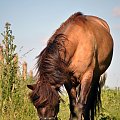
xmin=37 ymin=104 xmax=45 ymax=109
xmin=32 ymin=94 xmax=39 ymax=101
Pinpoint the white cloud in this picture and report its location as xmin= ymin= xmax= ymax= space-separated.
xmin=112 ymin=7 xmax=120 ymax=17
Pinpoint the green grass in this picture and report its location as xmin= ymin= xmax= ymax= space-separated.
xmin=58 ymin=94 xmax=70 ymax=120
xmin=58 ymin=89 xmax=120 ymax=120
xmin=0 ymin=78 xmax=120 ymax=120
xmin=101 ymin=88 xmax=120 ymax=120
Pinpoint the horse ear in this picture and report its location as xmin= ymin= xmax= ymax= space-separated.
xmin=27 ymin=84 xmax=36 ymax=90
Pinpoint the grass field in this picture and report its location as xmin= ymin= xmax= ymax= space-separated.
xmin=59 ymin=88 xmax=120 ymax=120
xmin=1 ymin=77 xmax=120 ymax=120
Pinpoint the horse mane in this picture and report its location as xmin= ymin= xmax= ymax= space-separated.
xmin=36 ymin=34 xmax=68 ymax=88
xmin=30 ymin=34 xmax=69 ymax=108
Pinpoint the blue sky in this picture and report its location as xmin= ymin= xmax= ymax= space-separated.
xmin=0 ymin=0 xmax=120 ymax=87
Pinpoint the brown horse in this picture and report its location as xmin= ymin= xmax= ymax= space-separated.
xmin=27 ymin=12 xmax=113 ymax=120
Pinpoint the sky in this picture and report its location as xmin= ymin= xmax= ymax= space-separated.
xmin=0 ymin=0 xmax=120 ymax=87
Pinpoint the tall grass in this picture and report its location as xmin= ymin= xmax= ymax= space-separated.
xmin=0 ymin=22 xmax=17 ymax=119
xmin=0 ymin=23 xmax=38 ymax=120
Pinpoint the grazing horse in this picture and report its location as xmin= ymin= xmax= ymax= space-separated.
xmin=27 ymin=12 xmax=113 ymax=120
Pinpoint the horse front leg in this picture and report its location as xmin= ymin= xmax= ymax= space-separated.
xmin=77 ymin=69 xmax=93 ymax=120
xmin=64 ymin=82 xmax=77 ymax=120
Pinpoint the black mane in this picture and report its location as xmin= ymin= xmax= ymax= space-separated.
xmin=36 ymin=34 xmax=68 ymax=89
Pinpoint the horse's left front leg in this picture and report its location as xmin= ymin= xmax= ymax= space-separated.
xmin=64 ymin=82 xmax=77 ymax=120
xmin=77 ymin=69 xmax=93 ymax=120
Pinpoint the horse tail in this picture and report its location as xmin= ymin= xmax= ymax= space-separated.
xmin=85 ymin=76 xmax=101 ymax=120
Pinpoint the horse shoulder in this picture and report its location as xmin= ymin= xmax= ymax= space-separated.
xmin=68 ymin=31 xmax=96 ymax=79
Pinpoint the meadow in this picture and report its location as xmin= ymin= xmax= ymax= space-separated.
xmin=0 ymin=79 xmax=120 ymax=120
xmin=0 ymin=23 xmax=120 ymax=120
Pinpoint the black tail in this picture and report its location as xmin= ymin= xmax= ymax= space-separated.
xmin=85 ymin=76 xmax=101 ymax=120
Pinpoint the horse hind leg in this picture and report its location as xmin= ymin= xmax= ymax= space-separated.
xmin=77 ymin=69 xmax=94 ymax=120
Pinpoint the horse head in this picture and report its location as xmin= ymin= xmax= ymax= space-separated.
xmin=27 ymin=82 xmax=60 ymax=120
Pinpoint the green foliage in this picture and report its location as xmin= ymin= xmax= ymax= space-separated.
xmin=0 ymin=22 xmax=18 ymax=119
xmin=58 ymin=95 xmax=70 ymax=120
xmin=58 ymin=90 xmax=119 ymax=120
xmin=100 ymin=88 xmax=120 ymax=120
xmin=0 ymin=23 xmax=38 ymax=120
